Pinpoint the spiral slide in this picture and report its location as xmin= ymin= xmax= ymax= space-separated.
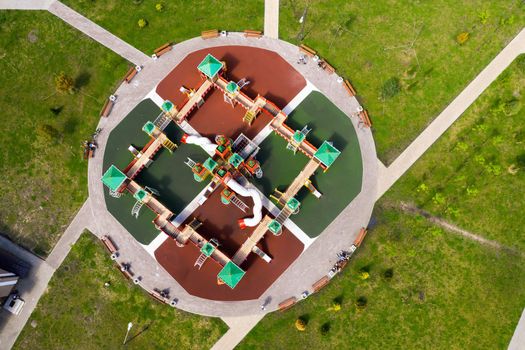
xmin=181 ymin=133 xmax=263 ymax=228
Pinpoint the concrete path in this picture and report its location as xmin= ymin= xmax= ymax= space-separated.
xmin=377 ymin=28 xmax=525 ymax=199
xmin=212 ymin=315 xmax=264 ymax=350
xmin=0 ymin=0 xmax=54 ymax=9
xmin=509 ymin=308 xmax=525 ymax=350
xmin=264 ymin=0 xmax=279 ymax=39
xmin=0 ymin=199 xmax=96 ymax=350
xmin=48 ymin=1 xmax=148 ymax=66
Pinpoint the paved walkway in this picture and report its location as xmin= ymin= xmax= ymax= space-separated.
xmin=0 ymin=199 xmax=96 ymax=350
xmin=377 ymin=28 xmax=525 ymax=199
xmin=509 ymin=308 xmax=525 ymax=350
xmin=264 ymin=0 xmax=279 ymax=39
xmin=48 ymin=1 xmax=148 ymax=66
xmin=0 ymin=0 xmax=54 ymax=9
xmin=211 ymin=315 xmax=264 ymax=350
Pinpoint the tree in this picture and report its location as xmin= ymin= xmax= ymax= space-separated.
xmin=138 ymin=18 xmax=148 ymax=28
xmin=295 ymin=318 xmax=306 ymax=331
xmin=155 ymin=3 xmax=164 ymax=12
xmin=456 ymin=32 xmax=470 ymax=45
xmin=55 ymin=72 xmax=74 ymax=94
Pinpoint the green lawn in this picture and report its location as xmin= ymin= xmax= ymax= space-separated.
xmin=386 ymin=56 xmax=525 ymax=251
xmin=239 ymin=206 xmax=525 ymax=349
xmin=60 ymin=0 xmax=264 ymax=53
xmin=280 ymin=0 xmax=525 ymax=163
xmin=15 ymin=232 xmax=227 ymax=350
xmin=0 ymin=11 xmax=127 ymax=256
xmin=103 ymin=99 xmax=208 ymax=244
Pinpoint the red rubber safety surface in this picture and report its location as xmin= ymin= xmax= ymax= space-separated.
xmin=156 ymin=46 xmax=307 ymax=140
xmin=154 ymin=187 xmax=304 ymax=301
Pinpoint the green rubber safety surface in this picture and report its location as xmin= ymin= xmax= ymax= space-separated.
xmin=103 ymin=98 xmax=208 ymax=245
xmin=255 ymin=91 xmax=363 ymax=238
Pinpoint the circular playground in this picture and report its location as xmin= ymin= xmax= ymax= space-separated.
xmin=90 ymin=32 xmax=378 ymax=316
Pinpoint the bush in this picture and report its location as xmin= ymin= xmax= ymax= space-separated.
xmin=295 ymin=318 xmax=306 ymax=331
xmin=380 ymin=77 xmax=401 ymax=100
xmin=355 ymin=296 xmax=368 ymax=310
xmin=478 ymin=10 xmax=490 ymax=24
xmin=359 ymin=271 xmax=369 ymax=280
xmin=54 ymin=72 xmax=74 ymax=94
xmin=456 ymin=32 xmax=470 ymax=45
xmin=155 ymin=3 xmax=164 ymax=12
xmin=138 ymin=18 xmax=148 ymax=28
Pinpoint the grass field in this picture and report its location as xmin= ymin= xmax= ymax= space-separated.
xmin=103 ymin=99 xmax=208 ymax=244
xmin=386 ymin=56 xmax=525 ymax=251
xmin=14 ymin=232 xmax=227 ymax=350
xmin=0 ymin=11 xmax=127 ymax=256
xmin=61 ymin=0 xmax=264 ymax=53
xmin=280 ymin=0 xmax=525 ymax=163
xmin=254 ymin=92 xmax=362 ymax=237
xmin=239 ymin=205 xmax=525 ymax=349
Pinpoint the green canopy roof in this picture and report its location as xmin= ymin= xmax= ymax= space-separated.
xmin=200 ymin=242 xmax=216 ymax=257
xmin=228 ymin=153 xmax=244 ymax=169
xmin=133 ymin=188 xmax=147 ymax=202
xmin=292 ymin=130 xmax=306 ymax=143
xmin=268 ymin=220 xmax=282 ymax=235
xmin=314 ymin=141 xmax=341 ymax=168
xmin=217 ymin=261 xmax=245 ymax=289
xmin=197 ymin=54 xmax=223 ymax=79
xmin=226 ymin=81 xmax=239 ymax=94
xmin=203 ymin=157 xmax=218 ymax=172
xmin=161 ymin=100 xmax=174 ymax=112
xmin=287 ymin=197 xmax=300 ymax=211
xmin=142 ymin=121 xmax=155 ymax=135
xmin=101 ymin=165 xmax=127 ymax=192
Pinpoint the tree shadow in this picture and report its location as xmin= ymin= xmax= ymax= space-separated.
xmin=74 ymin=71 xmax=91 ymax=90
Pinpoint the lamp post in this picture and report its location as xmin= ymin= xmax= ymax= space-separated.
xmin=123 ymin=322 xmax=133 ymax=345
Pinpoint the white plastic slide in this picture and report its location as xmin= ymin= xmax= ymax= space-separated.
xmin=182 ymin=134 xmax=218 ymax=154
xmin=225 ymin=177 xmax=263 ymax=227
xmin=182 ymin=133 xmax=263 ymax=227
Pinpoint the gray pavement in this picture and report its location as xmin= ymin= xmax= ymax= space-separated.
xmin=509 ymin=308 xmax=525 ymax=350
xmin=264 ymin=0 xmax=279 ymax=39
xmin=0 ymin=0 xmax=54 ymax=9
xmin=0 ymin=199 xmax=95 ymax=350
xmin=87 ymin=32 xmax=377 ymax=318
xmin=48 ymin=1 xmax=148 ymax=66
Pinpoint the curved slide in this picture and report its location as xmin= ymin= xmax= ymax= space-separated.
xmin=182 ymin=133 xmax=263 ymax=228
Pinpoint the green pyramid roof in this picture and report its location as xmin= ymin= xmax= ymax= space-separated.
xmin=268 ymin=220 xmax=282 ymax=235
xmin=314 ymin=141 xmax=341 ymax=168
xmin=203 ymin=157 xmax=218 ymax=172
xmin=161 ymin=100 xmax=174 ymax=112
xmin=142 ymin=121 xmax=155 ymax=135
xmin=217 ymin=261 xmax=245 ymax=289
xmin=101 ymin=165 xmax=127 ymax=192
xmin=197 ymin=54 xmax=223 ymax=79
xmin=226 ymin=81 xmax=239 ymax=94
xmin=133 ymin=188 xmax=147 ymax=202
xmin=287 ymin=197 xmax=300 ymax=211
xmin=200 ymin=242 xmax=216 ymax=257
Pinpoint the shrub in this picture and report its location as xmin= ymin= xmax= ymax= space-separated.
xmin=478 ymin=10 xmax=490 ymax=24
xmin=456 ymin=141 xmax=469 ymax=152
xmin=155 ymin=3 xmax=164 ymax=12
xmin=138 ymin=18 xmax=148 ymax=28
xmin=432 ymin=192 xmax=446 ymax=206
xmin=359 ymin=271 xmax=369 ymax=280
xmin=456 ymin=32 xmax=470 ymax=45
xmin=54 ymin=72 xmax=74 ymax=94
xmin=466 ymin=186 xmax=478 ymax=196
xmin=380 ymin=77 xmax=401 ymax=100
xmin=295 ymin=318 xmax=306 ymax=331
xmin=355 ymin=296 xmax=367 ymax=310
xmin=383 ymin=268 xmax=394 ymax=280
xmin=416 ymin=183 xmax=429 ymax=193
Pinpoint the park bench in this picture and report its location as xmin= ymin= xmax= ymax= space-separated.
xmin=322 ymin=60 xmax=336 ymax=74
xmin=201 ymin=29 xmax=219 ymax=39
xmin=359 ymin=110 xmax=372 ymax=128
xmin=312 ymin=276 xmax=330 ymax=293
xmin=101 ymin=235 xmax=118 ymax=254
xmin=153 ymin=42 xmax=172 ymax=58
xmin=354 ymin=227 xmax=368 ymax=247
xmin=100 ymin=98 xmax=114 ymax=118
xmin=124 ymin=66 xmax=139 ymax=84
xmin=244 ymin=29 xmax=262 ymax=38
xmin=149 ymin=289 xmax=166 ymax=303
xmin=118 ymin=263 xmax=134 ymax=280
xmin=343 ymin=79 xmax=356 ymax=97
xmin=278 ymin=297 xmax=297 ymax=311
xmin=299 ymin=44 xmax=316 ymax=57
xmin=83 ymin=147 xmax=94 ymax=160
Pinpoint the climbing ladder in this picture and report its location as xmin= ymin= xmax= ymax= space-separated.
xmin=185 ymin=157 xmax=197 ymax=169
xmin=153 ymin=111 xmax=171 ymax=130
xmin=230 ymin=195 xmax=249 ymax=213
xmin=131 ymin=201 xmax=145 ymax=218
xmin=243 ymin=110 xmax=256 ymax=125
xmin=274 ymin=205 xmax=293 ymax=225
xmin=144 ymin=186 xmax=160 ymax=196
xmin=194 ymin=254 xmax=208 ymax=270
xmin=237 ymin=78 xmax=250 ymax=89
xmin=162 ymin=138 xmax=177 ymax=152
xmin=109 ymin=189 xmax=122 ymax=198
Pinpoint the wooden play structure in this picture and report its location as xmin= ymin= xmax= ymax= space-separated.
xmin=102 ymin=53 xmax=345 ymax=291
